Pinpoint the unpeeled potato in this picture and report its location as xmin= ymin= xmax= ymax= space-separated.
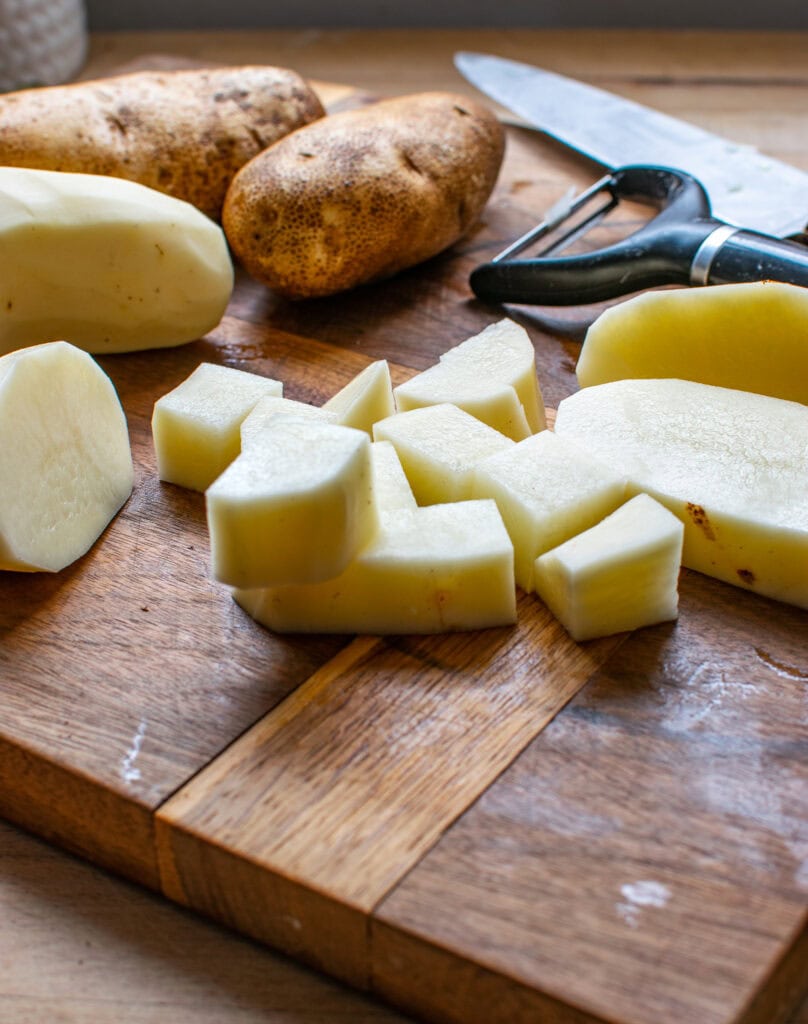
xmin=222 ymin=91 xmax=505 ymax=298
xmin=0 ymin=66 xmax=325 ymax=219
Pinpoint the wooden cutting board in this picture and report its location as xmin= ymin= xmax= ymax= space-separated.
xmin=0 ymin=78 xmax=806 ymax=1024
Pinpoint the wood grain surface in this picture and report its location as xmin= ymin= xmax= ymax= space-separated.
xmin=1 ymin=26 xmax=806 ymax=1024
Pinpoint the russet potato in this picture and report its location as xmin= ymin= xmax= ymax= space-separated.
xmin=0 ymin=66 xmax=325 ymax=219
xmin=222 ymin=91 xmax=505 ymax=298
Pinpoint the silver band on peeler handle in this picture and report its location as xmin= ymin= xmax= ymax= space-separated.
xmin=689 ymin=224 xmax=740 ymax=285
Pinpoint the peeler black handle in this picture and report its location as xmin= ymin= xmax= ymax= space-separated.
xmin=470 ymin=165 xmax=808 ymax=306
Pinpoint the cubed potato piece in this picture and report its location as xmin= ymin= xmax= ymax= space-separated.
xmin=394 ymin=319 xmax=545 ymax=440
xmin=371 ymin=441 xmax=417 ymax=511
xmin=240 ymin=394 xmax=337 ymax=448
xmin=533 ymin=494 xmax=684 ymax=641
xmin=152 ymin=362 xmax=282 ymax=492
xmin=206 ymin=417 xmax=378 ymax=588
xmin=472 ymin=430 xmax=626 ymax=592
xmin=373 ymin=403 xmax=513 ymax=504
xmin=323 ymin=360 xmax=396 ymax=435
xmin=554 ymin=378 xmax=808 ymax=609
xmin=0 ymin=340 xmax=133 ymax=572
xmin=234 ymin=499 xmax=516 ymax=634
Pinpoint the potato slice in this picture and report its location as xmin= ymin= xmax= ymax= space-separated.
xmin=206 ymin=417 xmax=378 ymax=589
xmin=152 ymin=363 xmax=283 ymax=492
xmin=323 ymin=360 xmax=396 ymax=435
xmin=554 ymin=378 xmax=808 ymax=609
xmin=373 ymin=403 xmax=513 ymax=505
xmin=472 ymin=430 xmax=626 ymax=592
xmin=576 ymin=281 xmax=808 ymax=404
xmin=534 ymin=494 xmax=684 ymax=642
xmin=371 ymin=441 xmax=417 ymax=511
xmin=234 ymin=500 xmax=516 ymax=634
xmin=0 ymin=167 xmax=233 ymax=355
xmin=0 ymin=341 xmax=133 ymax=572
xmin=394 ymin=319 xmax=545 ymax=440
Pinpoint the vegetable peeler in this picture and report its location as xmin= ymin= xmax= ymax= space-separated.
xmin=469 ymin=164 xmax=808 ymax=306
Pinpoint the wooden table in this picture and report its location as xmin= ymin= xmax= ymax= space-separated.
xmin=1 ymin=27 xmax=807 ymax=1024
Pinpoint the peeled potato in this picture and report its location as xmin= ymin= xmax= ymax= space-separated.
xmin=0 ymin=167 xmax=233 ymax=355
xmin=0 ymin=341 xmax=133 ymax=572
xmin=223 ymin=91 xmax=505 ymax=298
xmin=576 ymin=280 xmax=808 ymax=405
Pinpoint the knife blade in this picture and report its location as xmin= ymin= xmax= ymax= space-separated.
xmin=454 ymin=51 xmax=808 ymax=239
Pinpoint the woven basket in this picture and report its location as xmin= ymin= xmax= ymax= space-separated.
xmin=0 ymin=0 xmax=87 ymax=92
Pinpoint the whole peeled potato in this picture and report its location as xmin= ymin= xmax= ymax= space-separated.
xmin=222 ymin=92 xmax=505 ymax=298
xmin=0 ymin=66 xmax=325 ymax=219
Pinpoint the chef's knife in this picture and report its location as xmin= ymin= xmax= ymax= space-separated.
xmin=454 ymin=51 xmax=808 ymax=304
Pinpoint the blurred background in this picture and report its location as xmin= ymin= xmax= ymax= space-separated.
xmin=84 ymin=0 xmax=808 ymax=29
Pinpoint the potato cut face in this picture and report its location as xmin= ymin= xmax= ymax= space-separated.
xmin=533 ymin=493 xmax=684 ymax=642
xmin=0 ymin=341 xmax=133 ymax=572
xmin=206 ymin=417 xmax=378 ymax=589
xmin=373 ymin=403 xmax=514 ymax=505
xmin=576 ymin=281 xmax=808 ymax=405
xmin=394 ymin=319 xmax=545 ymax=440
xmin=370 ymin=441 xmax=417 ymax=511
xmin=240 ymin=395 xmax=338 ymax=448
xmin=0 ymin=167 xmax=233 ymax=355
xmin=152 ymin=363 xmax=283 ymax=492
xmin=554 ymin=378 xmax=808 ymax=609
xmin=323 ymin=360 xmax=396 ymax=435
xmin=234 ymin=499 xmax=516 ymax=634
xmin=472 ymin=430 xmax=626 ymax=592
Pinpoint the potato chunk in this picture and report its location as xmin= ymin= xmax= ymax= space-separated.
xmin=240 ymin=395 xmax=338 ymax=448
xmin=554 ymin=378 xmax=808 ymax=609
xmin=206 ymin=417 xmax=378 ymax=589
xmin=472 ymin=430 xmax=626 ymax=592
xmin=395 ymin=319 xmax=545 ymax=440
xmin=534 ymin=494 xmax=684 ymax=641
xmin=234 ymin=500 xmax=516 ymax=634
xmin=323 ymin=360 xmax=396 ymax=435
xmin=0 ymin=341 xmax=133 ymax=572
xmin=152 ymin=363 xmax=283 ymax=492
xmin=370 ymin=441 xmax=417 ymax=511
xmin=373 ymin=403 xmax=513 ymax=504
xmin=576 ymin=280 xmax=808 ymax=405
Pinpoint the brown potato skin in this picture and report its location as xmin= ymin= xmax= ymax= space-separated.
xmin=0 ymin=66 xmax=325 ymax=219
xmin=222 ymin=92 xmax=506 ymax=298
